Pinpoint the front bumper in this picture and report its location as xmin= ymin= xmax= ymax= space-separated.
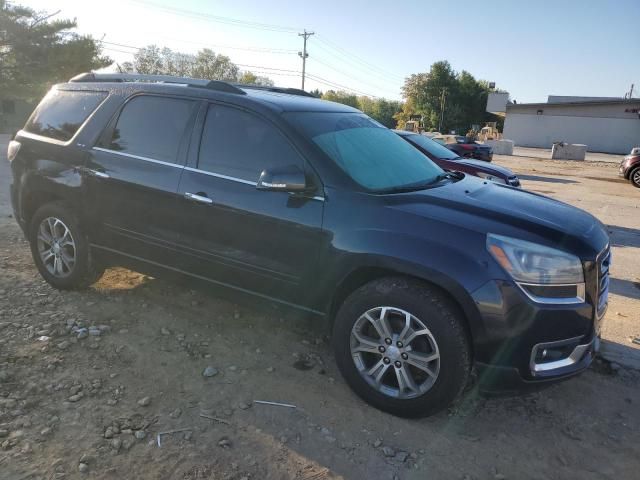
xmin=470 ymin=272 xmax=606 ymax=391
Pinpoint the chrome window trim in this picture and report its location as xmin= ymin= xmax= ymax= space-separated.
xmin=18 ymin=130 xmax=73 ymax=146
xmin=183 ymin=167 xmax=325 ymax=201
xmin=92 ymin=147 xmax=182 ymax=168
xmin=183 ymin=166 xmax=257 ymax=186
xmin=89 ymin=150 xmax=326 ymax=201
xmin=20 ymin=88 xmax=109 ymax=146
xmin=517 ymin=282 xmax=586 ymax=305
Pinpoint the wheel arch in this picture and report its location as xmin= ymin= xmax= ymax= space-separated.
xmin=21 ymin=189 xmax=68 ymax=234
xmin=328 ymin=264 xmax=482 ymax=356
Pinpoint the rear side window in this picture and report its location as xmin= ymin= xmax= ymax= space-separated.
xmin=198 ymin=105 xmax=302 ymax=182
xmin=25 ymin=89 xmax=107 ymax=142
xmin=104 ymin=96 xmax=196 ymax=164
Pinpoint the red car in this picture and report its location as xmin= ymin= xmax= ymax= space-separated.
xmin=619 ymin=150 xmax=640 ymax=188
xmin=396 ymin=131 xmax=521 ymax=187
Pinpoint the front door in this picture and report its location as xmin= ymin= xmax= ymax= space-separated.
xmin=84 ymin=94 xmax=199 ymax=264
xmin=175 ymin=103 xmax=325 ymax=308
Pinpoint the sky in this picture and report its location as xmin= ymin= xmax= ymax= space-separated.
xmin=17 ymin=0 xmax=640 ymax=102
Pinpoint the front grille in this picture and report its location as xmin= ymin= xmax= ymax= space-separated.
xmin=597 ymin=248 xmax=610 ymax=318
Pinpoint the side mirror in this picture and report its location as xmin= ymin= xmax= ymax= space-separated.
xmin=257 ymin=165 xmax=308 ymax=193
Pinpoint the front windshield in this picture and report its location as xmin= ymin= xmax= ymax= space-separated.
xmin=403 ymin=133 xmax=460 ymax=160
xmin=286 ymin=112 xmax=443 ymax=191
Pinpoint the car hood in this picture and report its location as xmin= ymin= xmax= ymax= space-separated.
xmin=451 ymin=159 xmax=515 ymax=177
xmin=390 ymin=175 xmax=608 ymax=255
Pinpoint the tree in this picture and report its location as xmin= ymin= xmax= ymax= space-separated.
xmin=321 ymin=90 xmax=359 ymax=108
xmin=238 ymin=71 xmax=274 ymax=86
xmin=0 ymin=0 xmax=111 ymax=99
xmin=122 ymin=45 xmax=279 ymax=87
xmin=191 ymin=48 xmax=239 ymax=81
xmin=321 ymin=91 xmax=402 ymax=129
xmin=400 ymin=60 xmax=494 ymax=133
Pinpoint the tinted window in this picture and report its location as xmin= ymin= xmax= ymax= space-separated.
xmin=25 ymin=89 xmax=106 ymax=141
xmin=106 ymin=96 xmax=196 ymax=164
xmin=286 ymin=112 xmax=443 ymax=192
xmin=198 ymin=105 xmax=302 ymax=181
xmin=402 ymin=133 xmax=459 ymax=160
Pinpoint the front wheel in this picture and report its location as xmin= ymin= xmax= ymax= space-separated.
xmin=630 ymin=167 xmax=640 ymax=188
xmin=333 ymin=277 xmax=471 ymax=418
xmin=28 ymin=202 xmax=104 ymax=290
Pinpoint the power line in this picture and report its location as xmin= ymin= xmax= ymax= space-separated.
xmin=311 ymin=55 xmax=398 ymax=96
xmin=100 ymin=40 xmax=381 ymax=97
xmin=102 ymin=40 xmax=296 ymax=55
xmin=128 ymin=0 xmax=299 ymax=33
xmin=315 ymin=35 xmax=404 ymax=82
xmin=102 ymin=42 xmax=301 ymax=75
xmin=122 ymin=0 xmax=403 ymax=95
xmin=306 ymin=73 xmax=377 ymax=98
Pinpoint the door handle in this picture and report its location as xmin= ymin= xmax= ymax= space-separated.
xmin=184 ymin=192 xmax=213 ymax=205
xmin=82 ymin=167 xmax=110 ymax=179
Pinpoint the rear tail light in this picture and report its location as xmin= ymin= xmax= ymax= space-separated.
xmin=7 ymin=140 xmax=21 ymax=162
xmin=460 ymin=144 xmax=474 ymax=150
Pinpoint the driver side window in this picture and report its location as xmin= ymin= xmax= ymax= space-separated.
xmin=198 ymin=105 xmax=303 ymax=182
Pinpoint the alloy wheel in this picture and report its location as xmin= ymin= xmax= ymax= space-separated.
xmin=633 ymin=169 xmax=640 ymax=187
xmin=36 ymin=217 xmax=76 ymax=278
xmin=350 ymin=306 xmax=440 ymax=399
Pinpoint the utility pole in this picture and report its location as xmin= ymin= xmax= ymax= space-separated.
xmin=298 ymin=30 xmax=314 ymax=90
xmin=438 ymin=87 xmax=447 ymax=133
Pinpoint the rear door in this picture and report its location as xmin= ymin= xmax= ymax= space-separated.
xmin=84 ymin=94 xmax=199 ymax=264
xmin=175 ymin=103 xmax=325 ymax=306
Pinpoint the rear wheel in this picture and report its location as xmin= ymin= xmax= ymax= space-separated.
xmin=630 ymin=167 xmax=640 ymax=188
xmin=29 ymin=202 xmax=104 ymax=290
xmin=333 ymin=277 xmax=471 ymax=417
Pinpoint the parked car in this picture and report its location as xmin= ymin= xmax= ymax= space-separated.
xmin=9 ymin=73 xmax=610 ymax=417
xmin=619 ymin=149 xmax=640 ymax=187
xmin=432 ymin=134 xmax=493 ymax=161
xmin=396 ymin=130 xmax=520 ymax=187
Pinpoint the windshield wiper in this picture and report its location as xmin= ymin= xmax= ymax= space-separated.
xmin=434 ymin=171 xmax=464 ymax=182
xmin=377 ymin=181 xmax=436 ymax=194
xmin=378 ymin=172 xmax=462 ymax=194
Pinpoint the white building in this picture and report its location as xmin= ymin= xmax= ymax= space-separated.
xmin=502 ymin=97 xmax=640 ymax=154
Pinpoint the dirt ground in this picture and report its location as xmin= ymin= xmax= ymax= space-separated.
xmin=1 ymin=136 xmax=639 ymax=480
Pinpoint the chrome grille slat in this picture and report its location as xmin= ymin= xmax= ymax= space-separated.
xmin=596 ymin=248 xmax=610 ymax=318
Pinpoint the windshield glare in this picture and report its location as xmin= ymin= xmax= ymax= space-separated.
xmin=286 ymin=112 xmax=443 ymax=191
xmin=402 ymin=133 xmax=460 ymax=160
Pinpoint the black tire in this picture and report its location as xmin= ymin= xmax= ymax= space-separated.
xmin=28 ymin=201 xmax=104 ymax=290
xmin=332 ymin=277 xmax=471 ymax=418
xmin=630 ymin=166 xmax=640 ymax=188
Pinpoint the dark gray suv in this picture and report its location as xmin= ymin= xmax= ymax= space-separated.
xmin=8 ymin=73 xmax=610 ymax=417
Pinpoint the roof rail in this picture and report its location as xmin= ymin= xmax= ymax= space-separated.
xmin=236 ymin=84 xmax=316 ymax=98
xmin=69 ymin=72 xmax=246 ymax=95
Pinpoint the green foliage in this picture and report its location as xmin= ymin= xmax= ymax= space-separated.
xmin=401 ymin=60 xmax=493 ymax=133
xmin=122 ymin=45 xmax=276 ymax=86
xmin=321 ymin=90 xmax=359 ymax=108
xmin=237 ymin=71 xmax=274 ymax=87
xmin=0 ymin=0 xmax=111 ymax=100
xmin=321 ymin=90 xmax=403 ymax=128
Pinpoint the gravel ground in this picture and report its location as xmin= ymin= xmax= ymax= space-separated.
xmin=1 ymin=136 xmax=639 ymax=479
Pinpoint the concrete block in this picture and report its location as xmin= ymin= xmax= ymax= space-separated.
xmin=485 ymin=139 xmax=514 ymax=155
xmin=551 ymin=143 xmax=587 ymax=160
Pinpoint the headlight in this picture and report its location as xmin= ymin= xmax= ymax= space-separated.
xmin=477 ymin=172 xmax=506 ymax=184
xmin=487 ymin=234 xmax=585 ymax=303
